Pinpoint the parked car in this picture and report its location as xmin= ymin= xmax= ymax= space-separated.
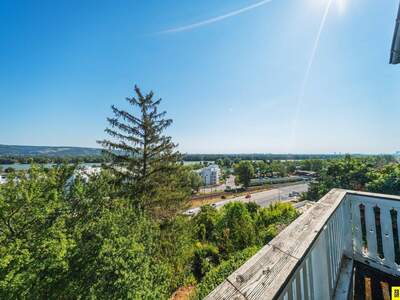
xmin=245 ymin=194 xmax=251 ymax=199
xmin=289 ymin=191 xmax=300 ymax=197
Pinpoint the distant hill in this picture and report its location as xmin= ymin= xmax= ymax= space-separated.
xmin=0 ymin=144 xmax=103 ymax=157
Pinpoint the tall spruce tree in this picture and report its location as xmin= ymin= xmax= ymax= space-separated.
xmin=98 ymin=85 xmax=186 ymax=215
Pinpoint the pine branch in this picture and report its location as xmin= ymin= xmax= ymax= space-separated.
xmin=111 ymin=105 xmax=142 ymax=126
xmin=104 ymin=128 xmax=143 ymax=145
xmin=107 ymin=118 xmax=144 ymax=137
xmin=154 ymin=119 xmax=172 ymax=132
xmin=134 ymin=85 xmax=145 ymax=100
xmin=147 ymin=141 xmax=176 ymax=159
xmin=152 ymin=98 xmax=162 ymax=107
xmin=98 ymin=140 xmax=139 ymax=154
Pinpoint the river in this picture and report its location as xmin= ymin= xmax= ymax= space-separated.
xmin=0 ymin=161 xmax=211 ymax=171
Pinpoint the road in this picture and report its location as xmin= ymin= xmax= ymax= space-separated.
xmin=185 ymin=183 xmax=309 ymax=215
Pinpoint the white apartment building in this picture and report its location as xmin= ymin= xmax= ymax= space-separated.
xmin=198 ymin=164 xmax=220 ymax=186
xmin=65 ymin=165 xmax=101 ymax=188
xmin=0 ymin=174 xmax=6 ymax=185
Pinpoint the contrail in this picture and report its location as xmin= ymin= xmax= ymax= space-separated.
xmin=289 ymin=0 xmax=333 ymax=150
xmin=158 ymin=0 xmax=273 ymax=34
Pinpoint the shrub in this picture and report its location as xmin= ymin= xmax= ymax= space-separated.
xmin=214 ymin=202 xmax=256 ymax=255
xmin=255 ymin=202 xmax=298 ymax=228
xmin=245 ymin=201 xmax=260 ymax=216
xmin=158 ymin=216 xmax=195 ymax=290
xmin=257 ymin=224 xmax=279 ymax=245
xmin=367 ymin=164 xmax=400 ymax=195
xmin=193 ymin=246 xmax=259 ymax=299
xmin=192 ymin=242 xmax=219 ymax=281
xmin=193 ymin=205 xmax=219 ymax=242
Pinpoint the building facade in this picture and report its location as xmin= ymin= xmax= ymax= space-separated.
xmin=198 ymin=164 xmax=220 ymax=186
xmin=0 ymin=174 xmax=6 ymax=185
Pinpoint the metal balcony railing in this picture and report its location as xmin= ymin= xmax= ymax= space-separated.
xmin=205 ymin=189 xmax=400 ymax=300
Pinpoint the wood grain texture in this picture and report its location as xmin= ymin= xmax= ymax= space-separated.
xmin=205 ymin=189 xmax=347 ymax=300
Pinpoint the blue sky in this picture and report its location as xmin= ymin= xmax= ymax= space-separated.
xmin=1 ymin=0 xmax=399 ymax=154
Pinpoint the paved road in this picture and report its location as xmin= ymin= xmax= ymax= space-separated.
xmin=185 ymin=183 xmax=309 ymax=215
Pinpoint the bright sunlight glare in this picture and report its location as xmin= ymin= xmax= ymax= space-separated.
xmin=311 ymin=0 xmax=347 ymax=15
xmin=337 ymin=0 xmax=346 ymax=14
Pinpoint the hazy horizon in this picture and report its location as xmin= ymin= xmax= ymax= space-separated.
xmin=0 ymin=143 xmax=397 ymax=156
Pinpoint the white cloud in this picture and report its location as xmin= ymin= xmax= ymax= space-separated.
xmin=158 ymin=0 xmax=273 ymax=34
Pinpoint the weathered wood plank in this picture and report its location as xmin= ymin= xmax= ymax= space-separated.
xmin=227 ymin=246 xmax=298 ymax=300
xmin=269 ymin=190 xmax=347 ymax=260
xmin=205 ymin=189 xmax=347 ymax=300
xmin=204 ymin=280 xmax=246 ymax=300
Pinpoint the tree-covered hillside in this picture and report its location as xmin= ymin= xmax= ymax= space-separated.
xmin=0 ymin=144 xmax=102 ymax=157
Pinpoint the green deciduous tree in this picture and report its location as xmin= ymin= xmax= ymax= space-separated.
xmin=0 ymin=166 xmax=74 ymax=299
xmin=158 ymin=216 xmax=195 ymax=290
xmin=215 ymin=202 xmax=256 ymax=255
xmin=367 ymin=164 xmax=400 ymax=195
xmin=234 ymin=161 xmax=255 ymax=188
xmin=302 ymin=156 xmax=376 ymax=201
xmin=65 ymin=204 xmax=172 ymax=299
xmin=188 ymin=171 xmax=203 ymax=193
xmin=194 ymin=205 xmax=220 ymax=242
